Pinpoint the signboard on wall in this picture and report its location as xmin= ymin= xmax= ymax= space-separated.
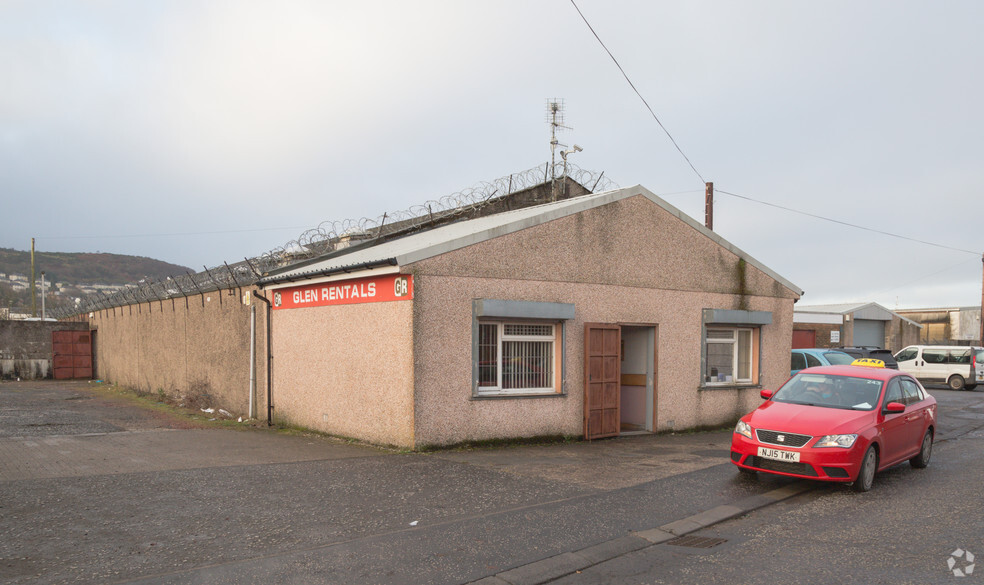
xmin=271 ymin=274 xmax=413 ymax=310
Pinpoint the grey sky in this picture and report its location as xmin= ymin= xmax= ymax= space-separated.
xmin=1 ymin=1 xmax=981 ymax=309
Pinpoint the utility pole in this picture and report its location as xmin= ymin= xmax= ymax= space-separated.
xmin=704 ymin=182 xmax=714 ymax=230
xmin=30 ymin=238 xmax=37 ymax=318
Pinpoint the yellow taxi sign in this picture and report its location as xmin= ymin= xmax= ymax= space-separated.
xmin=851 ymin=358 xmax=885 ymax=368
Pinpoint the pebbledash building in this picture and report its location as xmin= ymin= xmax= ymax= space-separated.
xmin=252 ymin=183 xmax=802 ymax=449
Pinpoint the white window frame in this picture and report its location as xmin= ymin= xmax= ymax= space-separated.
xmin=477 ymin=321 xmax=557 ymax=395
xmin=704 ymin=327 xmax=755 ymax=386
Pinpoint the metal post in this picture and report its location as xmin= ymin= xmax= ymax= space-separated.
xmin=704 ymin=182 xmax=714 ymax=230
xmin=30 ymin=238 xmax=36 ymax=317
xmin=186 ymin=271 xmax=206 ymax=307
xmin=40 ymin=271 xmax=46 ymax=320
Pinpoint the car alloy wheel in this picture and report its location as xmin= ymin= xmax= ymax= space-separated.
xmin=910 ymin=431 xmax=933 ymax=468
xmin=853 ymin=446 xmax=877 ymax=492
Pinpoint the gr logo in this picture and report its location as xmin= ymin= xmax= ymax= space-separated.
xmin=394 ymin=276 xmax=410 ymax=297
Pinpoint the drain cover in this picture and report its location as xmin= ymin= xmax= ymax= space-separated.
xmin=666 ymin=535 xmax=728 ymax=549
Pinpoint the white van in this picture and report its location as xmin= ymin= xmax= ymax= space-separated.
xmin=894 ymin=345 xmax=982 ymax=391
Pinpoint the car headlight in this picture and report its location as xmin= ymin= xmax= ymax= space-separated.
xmin=735 ymin=420 xmax=753 ymax=439
xmin=815 ymin=434 xmax=858 ymax=448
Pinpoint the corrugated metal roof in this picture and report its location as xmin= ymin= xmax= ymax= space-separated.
xmin=259 ymin=185 xmax=802 ymax=295
xmin=796 ymin=302 xmax=922 ymax=327
xmin=795 ymin=303 xmax=874 ymax=314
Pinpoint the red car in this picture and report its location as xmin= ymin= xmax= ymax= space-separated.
xmin=730 ymin=360 xmax=936 ymax=492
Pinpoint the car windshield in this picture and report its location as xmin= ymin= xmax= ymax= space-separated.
xmin=773 ymin=373 xmax=884 ymax=410
xmin=823 ymin=352 xmax=856 ymax=366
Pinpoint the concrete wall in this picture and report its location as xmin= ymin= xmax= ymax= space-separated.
xmin=885 ymin=316 xmax=922 ymax=352
xmin=270 ymin=298 xmax=415 ymax=448
xmin=407 ymin=194 xmax=798 ymax=447
xmin=0 ymin=320 xmax=89 ymax=379
xmin=88 ymin=288 xmax=268 ymax=418
xmin=896 ymin=308 xmax=981 ymax=346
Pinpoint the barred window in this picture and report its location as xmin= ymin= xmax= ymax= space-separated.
xmin=478 ymin=322 xmax=556 ymax=394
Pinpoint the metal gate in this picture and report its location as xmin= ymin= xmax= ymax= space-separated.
xmin=584 ymin=323 xmax=620 ymax=440
xmin=52 ymin=330 xmax=93 ymax=380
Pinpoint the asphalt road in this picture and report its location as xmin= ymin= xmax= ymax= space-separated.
xmin=544 ymin=386 xmax=984 ymax=585
xmin=1 ymin=381 xmax=981 ymax=585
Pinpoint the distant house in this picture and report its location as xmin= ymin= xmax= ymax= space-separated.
xmin=793 ymin=302 xmax=921 ymax=352
xmin=894 ymin=306 xmax=981 ymax=346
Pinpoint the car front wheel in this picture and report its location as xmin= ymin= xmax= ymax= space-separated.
xmin=852 ymin=446 xmax=877 ymax=492
xmin=910 ymin=430 xmax=933 ymax=468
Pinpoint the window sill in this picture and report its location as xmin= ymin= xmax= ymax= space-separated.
xmin=471 ymin=392 xmax=566 ymax=401
xmin=700 ymin=383 xmax=761 ymax=391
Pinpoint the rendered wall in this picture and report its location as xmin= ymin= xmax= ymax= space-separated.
xmin=88 ymin=288 xmax=267 ymax=418
xmin=270 ymin=298 xmax=415 ymax=448
xmin=0 ymin=320 xmax=89 ymax=379
xmin=408 ymin=194 xmax=798 ymax=447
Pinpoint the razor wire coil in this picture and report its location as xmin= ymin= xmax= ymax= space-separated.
xmin=53 ymin=163 xmax=616 ymax=318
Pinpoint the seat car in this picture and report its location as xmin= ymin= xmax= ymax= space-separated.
xmin=836 ymin=346 xmax=899 ymax=369
xmin=730 ymin=360 xmax=936 ymax=492
xmin=791 ymin=348 xmax=855 ymax=375
xmin=894 ymin=345 xmax=980 ymax=391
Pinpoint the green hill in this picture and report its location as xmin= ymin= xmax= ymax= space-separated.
xmin=0 ymin=248 xmax=192 ymax=285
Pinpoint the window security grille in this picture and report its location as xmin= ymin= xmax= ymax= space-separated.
xmin=478 ymin=322 xmax=555 ymax=393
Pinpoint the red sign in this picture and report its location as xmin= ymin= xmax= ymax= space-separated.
xmin=272 ymin=273 xmax=413 ymax=310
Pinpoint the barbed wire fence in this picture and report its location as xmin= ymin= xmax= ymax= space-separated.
xmin=53 ymin=162 xmax=616 ymax=319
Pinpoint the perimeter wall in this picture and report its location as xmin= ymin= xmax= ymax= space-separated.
xmin=87 ymin=287 xmax=269 ymax=419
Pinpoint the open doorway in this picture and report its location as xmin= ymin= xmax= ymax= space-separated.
xmin=620 ymin=325 xmax=656 ymax=434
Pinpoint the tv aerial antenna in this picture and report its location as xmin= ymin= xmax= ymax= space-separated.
xmin=546 ymin=99 xmax=582 ymax=200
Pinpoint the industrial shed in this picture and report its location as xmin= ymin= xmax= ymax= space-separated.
xmin=793 ymin=302 xmax=921 ymax=352
xmin=256 ymin=185 xmax=802 ymax=449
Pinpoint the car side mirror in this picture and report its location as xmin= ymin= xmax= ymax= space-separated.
xmin=760 ymin=389 xmax=774 ymax=400
xmin=884 ymin=402 xmax=905 ymax=413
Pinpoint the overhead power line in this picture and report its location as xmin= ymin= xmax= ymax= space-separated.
xmin=864 ymin=256 xmax=981 ymax=301
xmin=37 ymin=226 xmax=312 ymax=241
xmin=717 ymin=188 xmax=979 ymax=255
xmin=569 ymin=0 xmax=705 ymax=184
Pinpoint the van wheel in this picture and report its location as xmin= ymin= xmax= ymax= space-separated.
xmin=948 ymin=375 xmax=966 ymax=391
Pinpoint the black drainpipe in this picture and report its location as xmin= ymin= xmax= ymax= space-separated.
xmin=252 ymin=290 xmax=274 ymax=426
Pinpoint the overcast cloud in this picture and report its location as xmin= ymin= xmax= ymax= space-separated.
xmin=1 ymin=1 xmax=981 ymax=309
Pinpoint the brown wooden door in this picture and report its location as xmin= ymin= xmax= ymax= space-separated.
xmin=584 ymin=323 xmax=620 ymax=440
xmin=52 ymin=330 xmax=92 ymax=380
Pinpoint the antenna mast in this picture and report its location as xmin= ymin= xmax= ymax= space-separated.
xmin=547 ymin=99 xmax=572 ymax=200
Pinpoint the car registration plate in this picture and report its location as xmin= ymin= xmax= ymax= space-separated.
xmin=757 ymin=446 xmax=800 ymax=462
